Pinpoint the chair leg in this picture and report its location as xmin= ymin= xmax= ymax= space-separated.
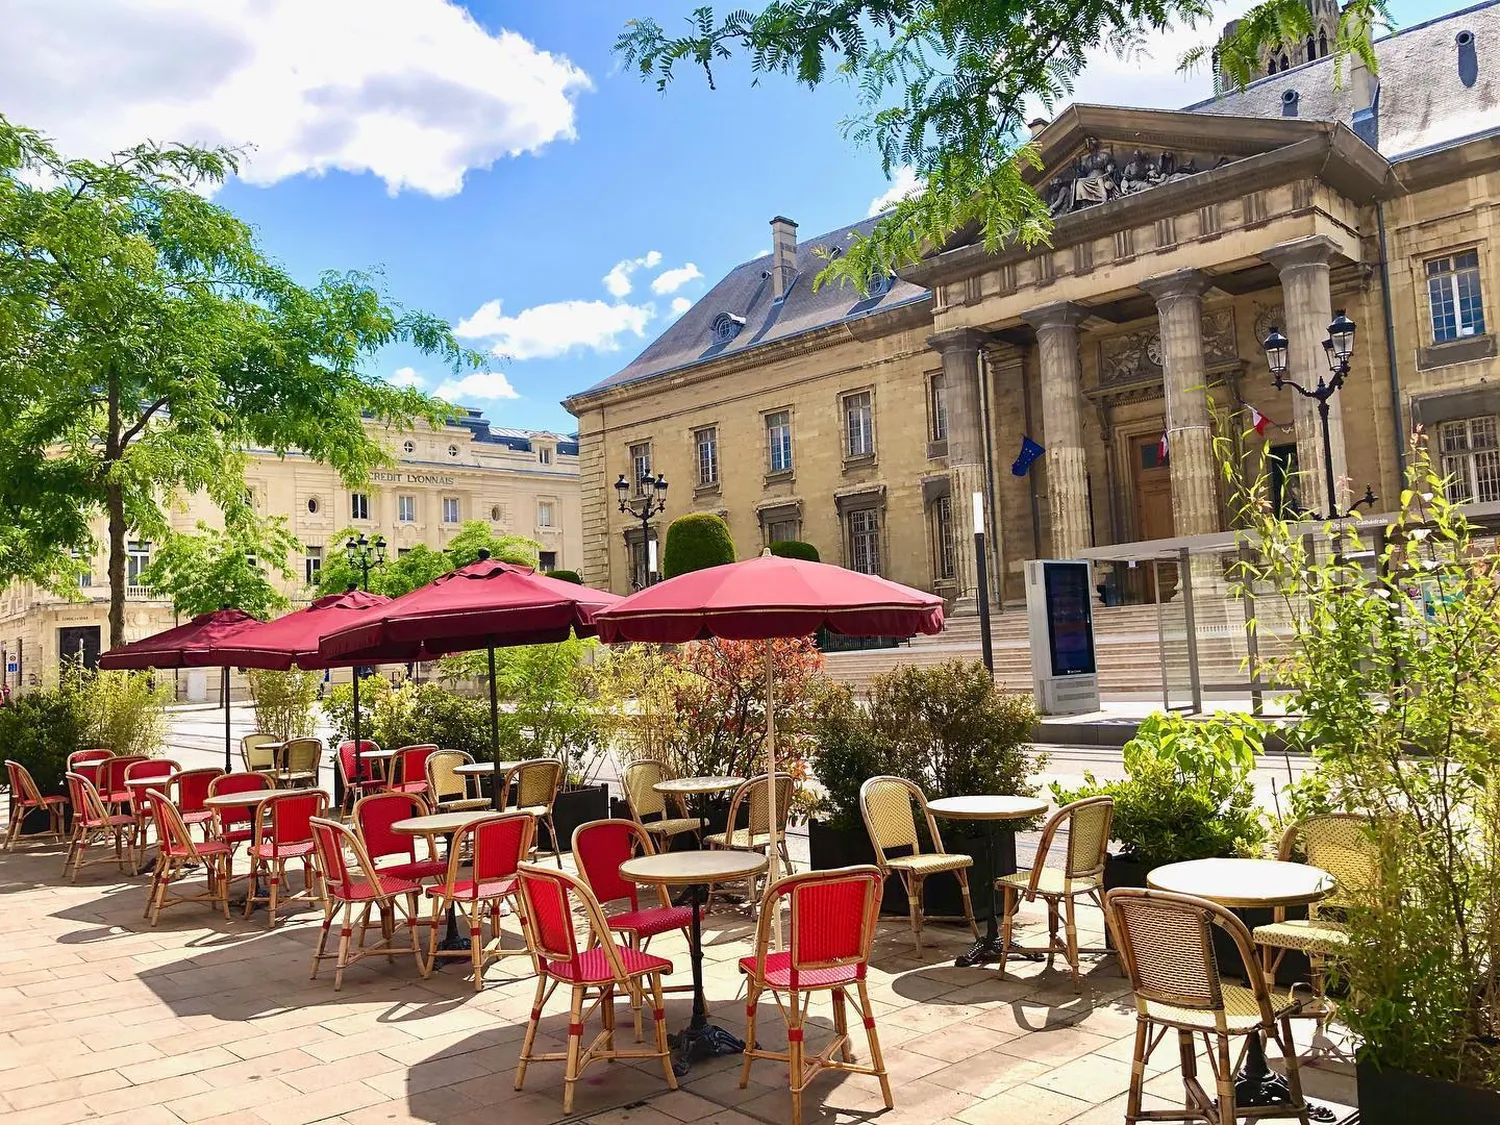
xmin=407 ymin=894 xmax=426 ymax=977
xmin=562 ymin=985 xmax=585 ymax=1115
xmin=957 ymin=869 xmax=980 ymax=940
xmin=546 ymin=814 xmax=563 ymax=868
xmin=996 ymin=883 xmax=1016 ymax=980
xmin=600 ymin=982 xmax=616 ymax=1052
xmin=906 ymin=875 xmax=923 ymax=951
xmin=855 ymin=980 xmax=892 ymax=1109
xmin=1213 ymin=1033 xmax=1236 ymax=1125
xmin=1178 ymin=1030 xmax=1198 ymax=1117
xmin=1062 ymin=893 xmax=1082 ymax=992
xmin=649 ymin=972 xmax=677 ymax=1090
xmin=469 ymin=900 xmax=484 ymax=991
xmin=1277 ymin=1015 xmax=1312 ymax=1123
xmin=832 ymin=987 xmax=853 ymax=1062
xmin=3 ymin=807 xmax=20 ymax=851
xmin=265 ymin=859 xmax=283 ymax=930
xmin=1124 ymin=1017 xmax=1150 ymax=1124
xmin=739 ymin=980 xmax=760 ymax=1089
xmin=1045 ymin=899 xmax=1060 ymax=972
xmin=333 ymin=907 xmax=354 ymax=991
xmin=515 ymin=974 xmax=547 ymax=1091
xmin=788 ymin=989 xmax=805 ymax=1125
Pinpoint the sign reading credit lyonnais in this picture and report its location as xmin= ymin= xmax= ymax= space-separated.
xmin=370 ymin=472 xmax=457 ymax=486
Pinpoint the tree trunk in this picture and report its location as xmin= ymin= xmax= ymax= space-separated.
xmin=106 ymin=481 xmax=127 ymax=648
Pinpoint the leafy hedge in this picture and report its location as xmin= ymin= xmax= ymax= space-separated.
xmin=662 ymin=512 xmax=735 ymax=579
xmin=768 ymin=539 xmax=820 ymax=562
xmin=545 ymin=569 xmax=582 ymax=584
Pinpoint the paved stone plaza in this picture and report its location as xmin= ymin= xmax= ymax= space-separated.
xmin=0 ymin=827 xmax=1359 ymax=1125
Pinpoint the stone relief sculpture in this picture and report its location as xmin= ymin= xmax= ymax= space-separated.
xmin=1098 ymin=309 xmax=1240 ymax=387
xmin=1046 ymin=139 xmax=1226 ymax=216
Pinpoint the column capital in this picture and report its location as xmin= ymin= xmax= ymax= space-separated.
xmin=1140 ymin=268 xmax=1213 ymax=304
xmin=1020 ymin=301 xmax=1088 ymax=333
xmin=926 ymin=327 xmax=987 ymax=357
xmin=1260 ymin=234 xmax=1340 ymax=273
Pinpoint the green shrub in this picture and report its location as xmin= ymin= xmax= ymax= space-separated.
xmin=768 ymin=540 xmax=819 ymax=562
xmin=247 ymin=669 xmax=321 ymax=742
xmin=72 ymin=667 xmax=172 ymax=758
xmin=662 ymin=512 xmax=735 ymax=579
xmin=545 ymin=569 xmax=582 ymax=584
xmin=0 ymin=684 xmax=86 ymax=795
xmin=807 ymin=683 xmax=887 ymax=831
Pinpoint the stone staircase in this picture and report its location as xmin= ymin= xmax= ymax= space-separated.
xmin=822 ymin=599 xmax=1288 ymax=698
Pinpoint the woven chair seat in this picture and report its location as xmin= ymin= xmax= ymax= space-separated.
xmin=546 ymin=944 xmax=671 ymax=985
xmin=510 ymin=803 xmax=551 ymax=818
xmin=340 ymin=873 xmax=423 ymax=902
xmin=1252 ymin=918 xmax=1350 ymax=955
xmin=381 ymin=858 xmax=448 ymax=882
xmin=274 ymin=770 xmax=317 ymax=787
xmin=436 ymin=797 xmax=491 ymax=813
xmin=885 ymin=852 xmax=972 ymax=875
xmin=1145 ymin=985 xmax=1299 ymax=1033
xmin=642 ymin=816 xmax=700 ymax=838
xmin=739 ymin=951 xmax=862 ymax=990
xmin=426 ymin=875 xmax=517 ymax=901
xmin=163 ymin=839 xmax=231 ymax=860
xmin=996 ymin=869 xmax=1101 ymax=897
xmin=252 ymin=840 xmax=315 ymax=861
xmin=388 ymin=780 xmax=428 ymax=795
xmin=609 ymin=904 xmax=693 ymax=938
xmin=704 ymin=827 xmax=777 ymax=851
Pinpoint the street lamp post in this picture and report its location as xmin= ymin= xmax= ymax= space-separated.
xmin=1261 ymin=311 xmax=1358 ymax=522
xmin=615 ymin=472 xmax=668 ymax=587
xmin=341 ymin=533 xmax=386 ymax=786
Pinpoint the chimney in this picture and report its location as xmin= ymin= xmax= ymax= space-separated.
xmin=1350 ymin=51 xmax=1380 ymax=149
xmin=769 ymin=216 xmax=798 ymax=301
xmin=1027 ymin=118 xmax=1049 ymax=137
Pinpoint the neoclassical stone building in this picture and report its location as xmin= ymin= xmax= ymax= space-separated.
xmin=565 ymin=3 xmax=1499 ymax=607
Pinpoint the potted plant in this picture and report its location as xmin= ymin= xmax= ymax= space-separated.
xmin=1229 ymin=439 xmax=1500 ymax=1118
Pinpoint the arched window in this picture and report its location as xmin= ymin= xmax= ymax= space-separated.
xmin=1318 ymin=29 xmax=1328 ymax=57
xmin=1307 ymin=37 xmax=1316 ymax=62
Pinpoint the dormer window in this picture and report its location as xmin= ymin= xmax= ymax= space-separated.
xmin=538 ymin=446 xmax=553 ymax=465
xmin=867 ymin=272 xmax=895 ymax=298
xmin=711 ymin=312 xmax=746 ymax=344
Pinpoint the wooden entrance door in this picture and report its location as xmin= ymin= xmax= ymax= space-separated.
xmin=1132 ymin=435 xmax=1177 ymax=602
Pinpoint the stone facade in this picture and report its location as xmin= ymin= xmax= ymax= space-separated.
xmin=565 ymin=4 xmax=1500 ymax=607
xmin=0 ymin=413 xmax=582 ymax=690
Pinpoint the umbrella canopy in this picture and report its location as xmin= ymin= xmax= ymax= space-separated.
xmin=593 ymin=553 xmax=946 ymax=644
xmin=98 ymin=608 xmax=264 ymax=669
xmin=317 ymin=554 xmax=621 ymax=659
xmin=212 ymin=588 xmax=396 ymax=671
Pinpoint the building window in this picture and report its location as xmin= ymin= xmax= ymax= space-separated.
xmin=1318 ymin=28 xmax=1328 ymax=56
xmin=538 ymin=446 xmax=552 ymax=465
xmin=72 ymin=549 xmax=91 ymax=589
xmin=539 ymin=551 xmax=557 ymax=571
xmin=1427 ymin=250 xmax=1486 ymax=343
xmin=351 ymin=492 xmax=370 ymax=521
xmin=538 ymin=501 xmax=555 ymax=528
xmin=695 ymin=427 xmax=719 ymax=487
xmin=307 ymin=497 xmax=320 ymax=515
xmin=402 ymin=440 xmax=415 ymax=454
xmin=766 ymin=411 xmax=793 ymax=473
xmin=933 ymin=496 xmax=956 ymax=581
xmin=847 ymin=509 xmax=880 ymax=575
xmin=442 ymin=497 xmax=460 ymax=524
xmin=398 ymin=547 xmax=412 ymax=558
xmin=397 ymin=494 xmax=416 ymax=523
xmin=844 ymin=391 xmax=874 ymax=458
xmin=1268 ymin=444 xmax=1302 ymax=518
xmin=305 ymin=547 xmax=322 ymax=586
xmin=766 ymin=518 xmax=800 ymax=545
xmin=126 ymin=541 xmax=151 ymax=586
xmin=1440 ymin=417 xmax=1500 ymax=503
xmin=447 ymin=444 xmax=459 ymax=459
xmin=490 ymin=504 xmax=504 ymax=522
xmin=629 ymin=537 xmax=651 ymax=589
xmin=630 ymin=442 xmax=653 ymax=495
xmin=929 ymin=374 xmax=948 ymax=442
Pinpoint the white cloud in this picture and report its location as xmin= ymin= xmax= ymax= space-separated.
xmin=867 ymin=165 xmax=924 ymax=216
xmin=433 ymin=370 xmax=520 ymax=402
xmin=389 ymin=366 xmax=424 ymax=387
xmin=651 ymin=263 xmax=703 ymax=295
xmin=602 ymin=250 xmax=662 ymax=298
xmin=669 ymin=297 xmax=692 ymax=318
xmin=0 ymin=0 xmax=591 ymax=197
xmin=455 ymin=298 xmax=656 ymax=360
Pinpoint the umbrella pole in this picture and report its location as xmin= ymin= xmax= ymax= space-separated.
xmin=488 ymin=640 xmax=502 ymax=811
xmin=765 ymin=641 xmax=783 ymax=950
xmin=223 ymin=667 xmax=232 ymax=774
xmin=353 ymin=667 xmax=362 ymax=784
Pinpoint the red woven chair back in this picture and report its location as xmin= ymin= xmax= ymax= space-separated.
xmin=65 ymin=772 xmax=110 ymax=827
xmin=354 ymin=792 xmax=425 ymax=863
xmin=470 ymin=813 xmax=534 ymax=885
xmin=67 ymin=749 xmax=113 ymax=787
xmin=5 ymin=759 xmax=45 ymax=805
xmin=337 ymin=740 xmax=381 ymax=782
xmin=263 ymin=791 xmax=326 ymax=848
xmin=310 ymin=817 xmax=386 ymax=904
xmin=172 ymin=768 xmax=222 ymax=815
xmin=755 ymin=866 xmax=884 ymax=987
xmin=396 ymin=745 xmax=438 ymax=786
xmin=125 ymin=759 xmax=178 ymax=785
xmin=208 ymin=771 xmax=271 ymax=832
xmin=146 ymin=790 xmax=197 ymax=858
xmin=572 ymin=819 xmax=649 ymax=910
xmin=101 ymin=755 xmax=149 ymax=795
xmin=517 ymin=864 xmax=584 ymax=963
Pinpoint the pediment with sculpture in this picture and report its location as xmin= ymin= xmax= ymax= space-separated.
xmin=1095 ymin=309 xmax=1240 ymax=396
xmin=1042 ymin=136 xmax=1234 ymax=217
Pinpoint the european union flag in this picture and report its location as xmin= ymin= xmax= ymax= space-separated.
xmin=1012 ymin=435 xmax=1045 ymax=477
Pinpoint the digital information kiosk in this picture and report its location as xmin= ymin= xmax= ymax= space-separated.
xmin=1024 ymin=560 xmax=1101 ymax=715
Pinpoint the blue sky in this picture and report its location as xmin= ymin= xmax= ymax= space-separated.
xmin=1 ymin=0 xmax=1433 ymax=434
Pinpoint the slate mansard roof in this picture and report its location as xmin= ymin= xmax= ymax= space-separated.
xmin=570 ymin=1 xmax=1497 ymax=404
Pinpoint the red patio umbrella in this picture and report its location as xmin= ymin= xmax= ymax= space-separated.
xmin=317 ymin=552 xmax=621 ymax=806
xmin=594 ymin=552 xmax=946 ymax=884
xmin=211 ymin=587 xmax=401 ymax=784
xmin=99 ymin=608 xmax=264 ymax=771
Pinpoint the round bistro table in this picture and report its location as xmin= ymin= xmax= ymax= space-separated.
xmin=203 ymin=790 xmax=281 ymax=908
xmin=927 ymin=795 xmax=1049 ymax=968
xmin=654 ymin=776 xmax=740 ymax=840
xmin=392 ymin=810 xmax=506 ymax=952
xmin=620 ymin=849 xmax=768 ymax=1076
xmin=1148 ymin=858 xmax=1337 ymax=1119
xmin=453 ymin=760 xmax=521 ymax=805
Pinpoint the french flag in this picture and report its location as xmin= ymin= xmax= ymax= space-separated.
xmin=1248 ymin=405 xmax=1275 ymax=436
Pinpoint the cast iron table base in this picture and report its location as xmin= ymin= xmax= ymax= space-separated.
xmin=1230 ymin=1035 xmax=1336 ymax=1122
xmin=669 ymin=881 xmax=741 ymax=1076
xmin=954 ymin=817 xmax=1042 ymax=968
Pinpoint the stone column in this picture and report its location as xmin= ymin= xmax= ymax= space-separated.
xmin=928 ymin=328 xmax=988 ymax=610
xmin=1261 ymin=235 xmax=1348 ymax=516
xmin=1021 ymin=302 xmax=1092 ymax=558
xmin=1140 ymin=269 xmax=1219 ymax=538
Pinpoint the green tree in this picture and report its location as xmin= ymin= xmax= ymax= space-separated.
xmin=662 ymin=512 xmax=736 ymax=578
xmin=0 ymin=115 xmax=481 ymax=645
xmin=447 ymin=521 xmax=541 ymax=567
xmin=138 ymin=511 xmax=301 ymax=619
xmin=618 ymin=1 xmax=1387 ymax=290
xmin=314 ymin=522 xmax=543 ymax=599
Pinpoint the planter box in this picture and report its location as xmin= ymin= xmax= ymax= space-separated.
xmin=19 ymin=802 xmax=71 ymax=838
xmin=1357 ymin=1060 xmax=1500 ymax=1124
xmin=545 ymin=783 xmax=610 ymax=854
xmin=807 ymin=820 xmax=907 ymax=914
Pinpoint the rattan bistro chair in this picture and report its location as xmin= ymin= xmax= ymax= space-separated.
xmin=1253 ymin=814 xmax=1376 ymax=1040
xmin=622 ymin=759 xmax=700 ymax=848
xmin=275 ymin=737 xmax=322 ymax=789
xmin=502 ymin=758 xmax=565 ymax=866
xmin=426 ymin=750 xmax=490 ymax=814
xmin=240 ymin=733 xmax=278 ymax=776
xmin=1107 ymin=888 xmax=1309 ymax=1125
xmin=4 ymin=759 xmax=66 ymax=850
xmin=995 ymin=795 xmax=1114 ymax=992
xmin=859 ymin=776 xmax=979 ymax=950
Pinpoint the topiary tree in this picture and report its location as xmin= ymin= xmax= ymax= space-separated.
xmin=545 ymin=569 xmax=582 ymax=584
xmin=768 ymin=540 xmax=819 ymax=562
xmin=662 ymin=512 xmax=736 ymax=579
